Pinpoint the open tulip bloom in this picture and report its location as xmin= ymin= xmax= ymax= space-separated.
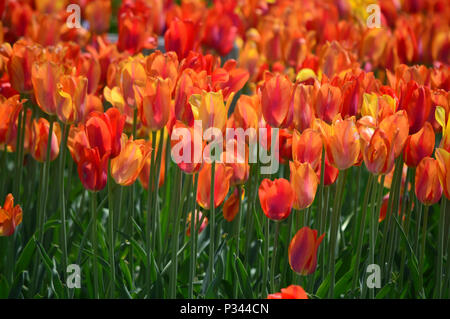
xmin=0 ymin=0 xmax=449 ymax=302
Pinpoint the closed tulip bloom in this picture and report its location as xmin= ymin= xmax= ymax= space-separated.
xmin=186 ymin=210 xmax=208 ymax=237
xmin=315 ymin=83 xmax=342 ymax=124
xmin=31 ymin=118 xmax=61 ymax=162
xmin=190 ymin=90 xmax=231 ymax=132
xmin=267 ymin=285 xmax=308 ymax=299
xmin=135 ymin=77 xmax=171 ymax=131
xmin=322 ymin=116 xmax=361 ymax=170
xmin=292 ymin=129 xmax=322 ymax=172
xmin=292 ymin=84 xmax=315 ymax=132
xmin=415 ymin=157 xmax=443 ymax=205
xmin=197 ymin=162 xmax=233 ymax=210
xmin=399 ymin=81 xmax=432 ymax=134
xmin=111 ymin=134 xmax=152 ymax=186
xmin=57 ymin=75 xmax=88 ymax=124
xmin=404 ymin=122 xmax=435 ymax=168
xmin=436 ymin=148 xmax=450 ymax=200
xmin=164 ymin=19 xmax=198 ymax=61
xmin=171 ymin=121 xmax=204 ymax=174
xmin=363 ymin=128 xmax=395 ymax=175
xmin=290 ymin=161 xmax=319 ymax=210
xmin=8 ymin=39 xmax=41 ymax=94
xmin=31 ymin=60 xmax=64 ymax=115
xmin=289 ymin=226 xmax=325 ymax=275
xmin=258 ymin=178 xmax=294 ymax=220
xmin=223 ymin=138 xmax=249 ymax=185
xmin=0 ymin=95 xmax=23 ymax=147
xmin=77 ymin=147 xmax=109 ymax=192
xmin=379 ymin=110 xmax=410 ymax=158
xmin=120 ymin=57 xmax=146 ymax=108
xmin=222 ymin=188 xmax=243 ymax=222
xmin=260 ymin=73 xmax=293 ymax=128
xmin=0 ymin=194 xmax=23 ymax=237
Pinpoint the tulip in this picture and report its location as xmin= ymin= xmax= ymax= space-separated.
xmin=57 ymin=75 xmax=88 ymax=124
xmin=146 ymin=51 xmax=179 ymax=93
xmin=362 ymin=128 xmax=395 ymax=175
xmin=138 ymin=131 xmax=166 ymax=190
xmin=260 ymin=73 xmax=292 ymax=128
xmin=258 ymin=178 xmax=294 ymax=221
xmin=186 ymin=210 xmax=208 ymax=236
xmin=31 ymin=60 xmax=64 ymax=116
xmin=120 ymin=57 xmax=147 ymax=108
xmin=267 ymin=285 xmax=308 ymax=299
xmin=8 ymin=39 xmax=41 ymax=94
xmin=30 ymin=118 xmax=61 ymax=162
xmin=292 ymin=84 xmax=315 ymax=132
xmin=399 ymin=81 xmax=432 ymax=134
xmin=288 ymin=226 xmax=325 ymax=275
xmin=292 ymin=129 xmax=322 ymax=172
xmin=117 ymin=11 xmax=156 ymax=54
xmin=321 ymin=116 xmax=361 ymax=170
xmin=171 ymin=121 xmax=204 ymax=174
xmin=85 ymin=0 xmax=112 ymax=34
xmin=435 ymin=148 xmax=450 ymax=200
xmin=189 ymin=90 xmax=231 ymax=132
xmin=223 ymin=138 xmax=250 ymax=186
xmin=135 ymin=77 xmax=171 ymax=131
xmin=315 ymin=83 xmax=342 ymax=124
xmin=378 ymin=110 xmax=410 ymax=158
xmin=77 ymin=147 xmax=109 ymax=192
xmin=415 ymin=157 xmax=443 ymax=205
xmin=0 ymin=95 xmax=23 ymax=147
xmin=379 ymin=193 xmax=412 ymax=223
xmin=404 ymin=122 xmax=435 ymax=168
xmin=197 ymin=162 xmax=233 ymax=210
xmin=164 ymin=19 xmax=198 ymax=60
xmin=174 ymin=69 xmax=200 ymax=126
xmin=223 ymin=188 xmax=244 ymax=222
xmin=0 ymin=194 xmax=23 ymax=237
xmin=110 ymin=134 xmax=152 ymax=186
xmin=289 ymin=161 xmax=319 ymax=210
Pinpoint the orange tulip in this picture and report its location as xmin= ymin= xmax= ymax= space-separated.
xmin=223 ymin=138 xmax=249 ymax=186
xmin=146 ymin=51 xmax=179 ymax=93
xmin=170 ymin=121 xmax=203 ymax=174
xmin=260 ymin=72 xmax=293 ymax=128
xmin=186 ymin=210 xmax=208 ymax=237
xmin=292 ymin=129 xmax=322 ymax=172
xmin=267 ymin=285 xmax=308 ymax=299
xmin=404 ymin=122 xmax=435 ymax=168
xmin=0 ymin=95 xmax=23 ymax=147
xmin=362 ymin=128 xmax=395 ymax=175
xmin=196 ymin=162 xmax=233 ymax=210
xmin=189 ymin=90 xmax=231 ymax=132
xmin=289 ymin=161 xmax=319 ymax=210
xmin=120 ymin=57 xmax=147 ymax=108
xmin=31 ymin=60 xmax=64 ymax=116
xmin=321 ymin=116 xmax=361 ymax=170
xmin=117 ymin=10 xmax=156 ymax=54
xmin=292 ymin=84 xmax=315 ymax=132
xmin=30 ymin=118 xmax=61 ymax=162
xmin=436 ymin=148 xmax=450 ymax=200
xmin=0 ymin=194 xmax=23 ymax=237
xmin=8 ymin=39 xmax=41 ymax=94
xmin=174 ymin=69 xmax=200 ymax=126
xmin=223 ymin=188 xmax=243 ymax=222
xmin=110 ymin=134 xmax=152 ymax=186
xmin=288 ymin=226 xmax=325 ymax=276
xmin=379 ymin=110 xmax=409 ymax=158
xmin=57 ymin=75 xmax=88 ymax=124
xmin=415 ymin=157 xmax=443 ymax=205
xmin=315 ymin=83 xmax=342 ymax=124
xmin=135 ymin=77 xmax=171 ymax=131
xmin=85 ymin=0 xmax=112 ymax=34
xmin=258 ymin=178 xmax=294 ymax=221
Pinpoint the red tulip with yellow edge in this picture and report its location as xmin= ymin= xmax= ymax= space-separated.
xmin=267 ymin=285 xmax=308 ymax=299
xmin=196 ymin=162 xmax=233 ymax=210
xmin=289 ymin=161 xmax=319 ymax=210
xmin=30 ymin=118 xmax=61 ymax=162
xmin=260 ymin=72 xmax=293 ymax=128
xmin=135 ymin=76 xmax=171 ymax=131
xmin=288 ymin=226 xmax=325 ymax=276
xmin=110 ymin=134 xmax=152 ymax=186
xmin=0 ymin=194 xmax=23 ymax=237
xmin=258 ymin=178 xmax=294 ymax=221
xmin=436 ymin=148 xmax=450 ymax=200
xmin=415 ymin=157 xmax=443 ymax=206
xmin=404 ymin=122 xmax=435 ymax=168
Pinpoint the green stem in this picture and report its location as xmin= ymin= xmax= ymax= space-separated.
xmin=107 ymin=163 xmax=116 ymax=298
xmin=58 ymin=123 xmax=69 ymax=289
xmin=188 ymin=173 xmax=199 ymax=298
xmin=207 ymin=161 xmax=216 ymax=286
xmin=262 ymin=218 xmax=269 ymax=297
xmin=435 ymin=198 xmax=446 ymax=298
xmin=90 ymin=191 xmax=99 ymax=299
xmin=418 ymin=205 xmax=429 ymax=298
xmin=233 ymin=185 xmax=244 ymax=298
xmin=169 ymin=168 xmax=183 ymax=298
xmin=270 ymin=221 xmax=281 ymax=293
xmin=146 ymin=131 xmax=157 ymax=290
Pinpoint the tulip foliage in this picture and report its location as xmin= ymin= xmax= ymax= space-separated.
xmin=0 ymin=0 xmax=449 ymax=300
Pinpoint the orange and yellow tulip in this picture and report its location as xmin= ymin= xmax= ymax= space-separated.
xmin=57 ymin=75 xmax=88 ymax=124
xmin=288 ymin=226 xmax=325 ymax=276
xmin=415 ymin=157 xmax=443 ymax=205
xmin=196 ymin=162 xmax=233 ymax=210
xmin=30 ymin=118 xmax=61 ymax=162
xmin=289 ymin=161 xmax=319 ymax=210
xmin=436 ymin=148 xmax=450 ymax=200
xmin=31 ymin=60 xmax=64 ymax=116
xmin=362 ymin=128 xmax=395 ymax=175
xmin=267 ymin=285 xmax=308 ymax=299
xmin=189 ymin=90 xmax=231 ymax=132
xmin=404 ymin=122 xmax=435 ymax=168
xmin=110 ymin=134 xmax=152 ymax=186
xmin=0 ymin=193 xmax=23 ymax=237
xmin=292 ymin=128 xmax=322 ymax=172
xmin=8 ymin=39 xmax=41 ymax=94
xmin=378 ymin=110 xmax=410 ymax=158
xmin=0 ymin=95 xmax=23 ymax=147
xmin=258 ymin=178 xmax=294 ymax=221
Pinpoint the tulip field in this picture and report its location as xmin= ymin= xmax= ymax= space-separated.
xmin=0 ymin=0 xmax=450 ymax=301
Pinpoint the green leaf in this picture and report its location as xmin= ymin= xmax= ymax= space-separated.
xmin=15 ymin=236 xmax=37 ymax=275
xmin=234 ymin=257 xmax=253 ymax=298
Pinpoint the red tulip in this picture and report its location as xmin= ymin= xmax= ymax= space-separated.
xmin=404 ymin=122 xmax=435 ymax=168
xmin=289 ymin=226 xmax=325 ymax=275
xmin=0 ymin=194 xmax=23 ymax=237
xmin=258 ymin=178 xmax=294 ymax=220
xmin=260 ymin=72 xmax=293 ymax=128
xmin=267 ymin=285 xmax=308 ymax=299
xmin=196 ymin=162 xmax=233 ymax=210
xmin=415 ymin=157 xmax=442 ymax=205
